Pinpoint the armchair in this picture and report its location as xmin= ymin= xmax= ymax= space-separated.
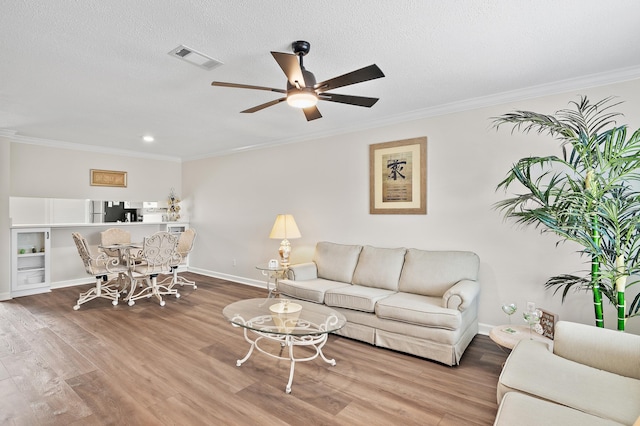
xmin=496 ymin=321 xmax=640 ymax=425
xmin=163 ymin=228 xmax=197 ymax=290
xmin=100 ymin=228 xmax=131 ymax=258
xmin=127 ymin=231 xmax=181 ymax=307
xmin=72 ymin=232 xmax=129 ymax=310
xmin=171 ymin=228 xmax=198 ymax=290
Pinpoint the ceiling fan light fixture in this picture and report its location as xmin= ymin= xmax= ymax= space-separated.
xmin=287 ymin=91 xmax=318 ymax=108
xmin=211 ymin=40 xmax=384 ymax=120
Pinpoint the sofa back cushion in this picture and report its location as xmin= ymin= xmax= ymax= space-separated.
xmin=554 ymin=321 xmax=640 ymax=380
xmin=313 ymin=242 xmax=363 ymax=283
xmin=352 ymin=246 xmax=406 ymax=290
xmin=398 ymin=249 xmax=479 ymax=296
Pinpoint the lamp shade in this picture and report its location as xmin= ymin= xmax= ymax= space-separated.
xmin=269 ymin=214 xmax=301 ymax=239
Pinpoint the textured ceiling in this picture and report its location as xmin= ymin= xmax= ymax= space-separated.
xmin=2 ymin=0 xmax=640 ymax=160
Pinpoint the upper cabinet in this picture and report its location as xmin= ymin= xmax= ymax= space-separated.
xmin=11 ymin=197 xmax=91 ymax=224
xmin=10 ymin=197 xmax=174 ymax=225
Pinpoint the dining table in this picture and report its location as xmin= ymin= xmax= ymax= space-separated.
xmin=98 ymin=242 xmax=143 ymax=303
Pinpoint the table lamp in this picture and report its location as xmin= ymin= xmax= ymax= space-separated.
xmin=269 ymin=214 xmax=301 ymax=266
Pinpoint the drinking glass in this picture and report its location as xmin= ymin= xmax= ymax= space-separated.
xmin=523 ymin=309 xmax=542 ymax=339
xmin=501 ymin=303 xmax=517 ymax=324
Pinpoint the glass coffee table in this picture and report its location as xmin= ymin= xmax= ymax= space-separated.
xmin=222 ymin=298 xmax=347 ymax=393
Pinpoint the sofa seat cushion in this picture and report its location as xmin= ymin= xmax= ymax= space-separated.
xmin=495 ymin=392 xmax=625 ymax=426
xmin=277 ymin=278 xmax=351 ymax=304
xmin=498 ymin=339 xmax=640 ymax=425
xmin=334 ymin=303 xmax=477 ymax=345
xmin=314 ymin=241 xmax=363 ymax=283
xmin=325 ymin=285 xmax=395 ymax=313
xmin=375 ymin=292 xmax=462 ymax=330
xmin=351 ymin=246 xmax=406 ymax=291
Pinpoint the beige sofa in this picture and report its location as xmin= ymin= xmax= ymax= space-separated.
xmin=278 ymin=241 xmax=480 ymax=366
xmin=494 ymin=321 xmax=640 ymax=426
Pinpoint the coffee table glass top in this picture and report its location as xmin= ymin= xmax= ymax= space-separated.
xmin=223 ymin=298 xmax=346 ymax=336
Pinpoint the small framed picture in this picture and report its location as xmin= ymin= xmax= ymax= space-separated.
xmin=539 ymin=309 xmax=559 ymax=339
xmin=90 ymin=169 xmax=127 ymax=187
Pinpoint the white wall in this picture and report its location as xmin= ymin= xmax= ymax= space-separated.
xmin=183 ymin=78 xmax=640 ymax=335
xmin=0 ymin=138 xmax=11 ymax=302
xmin=10 ymin=143 xmax=181 ymax=201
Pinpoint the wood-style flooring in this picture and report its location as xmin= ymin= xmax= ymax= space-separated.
xmin=0 ymin=273 xmax=508 ymax=425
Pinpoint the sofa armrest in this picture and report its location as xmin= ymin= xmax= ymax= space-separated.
xmin=553 ymin=321 xmax=640 ymax=380
xmin=285 ymin=262 xmax=318 ymax=280
xmin=442 ymin=279 xmax=479 ymax=310
xmin=497 ymin=339 xmax=640 ymax=425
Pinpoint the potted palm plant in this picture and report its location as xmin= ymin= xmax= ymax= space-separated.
xmin=493 ymin=96 xmax=640 ymax=330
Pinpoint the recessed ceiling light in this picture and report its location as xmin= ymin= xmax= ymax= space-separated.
xmin=142 ymin=135 xmax=154 ymax=143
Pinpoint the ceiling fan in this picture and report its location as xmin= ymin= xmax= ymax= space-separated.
xmin=211 ymin=40 xmax=385 ymax=121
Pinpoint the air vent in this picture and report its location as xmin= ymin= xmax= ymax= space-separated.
xmin=168 ymin=45 xmax=223 ymax=71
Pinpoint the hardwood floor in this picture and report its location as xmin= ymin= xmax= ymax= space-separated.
xmin=0 ymin=274 xmax=507 ymax=425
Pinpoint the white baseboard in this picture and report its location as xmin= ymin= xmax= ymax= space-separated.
xmin=181 ymin=267 xmax=268 ymax=290
xmin=478 ymin=323 xmax=492 ymax=336
xmin=46 ymin=266 xmax=498 ymax=335
xmin=51 ymin=278 xmax=93 ymax=289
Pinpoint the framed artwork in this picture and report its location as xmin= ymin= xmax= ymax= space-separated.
xmin=90 ymin=169 xmax=127 ymax=187
xmin=369 ymin=137 xmax=427 ymax=214
xmin=539 ymin=309 xmax=559 ymax=340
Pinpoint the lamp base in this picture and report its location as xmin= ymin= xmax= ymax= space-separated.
xmin=279 ymin=239 xmax=291 ymax=266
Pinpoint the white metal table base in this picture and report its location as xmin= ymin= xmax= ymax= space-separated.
xmin=231 ymin=314 xmax=339 ymax=393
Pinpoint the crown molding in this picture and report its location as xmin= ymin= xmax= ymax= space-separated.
xmin=0 ymin=129 xmax=18 ymax=138
xmin=1 ymin=130 xmax=181 ymax=163
xmin=185 ymin=65 xmax=640 ymax=161
xmin=374 ymin=64 xmax=640 ymax=127
xmin=6 ymin=65 xmax=640 ymax=163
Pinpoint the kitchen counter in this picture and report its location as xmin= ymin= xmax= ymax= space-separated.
xmin=10 ymin=222 xmax=189 ymax=229
xmin=9 ymin=222 xmax=189 ymax=291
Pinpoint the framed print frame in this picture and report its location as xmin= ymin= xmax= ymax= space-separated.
xmin=370 ymin=137 xmax=427 ymax=214
xmin=90 ymin=169 xmax=127 ymax=187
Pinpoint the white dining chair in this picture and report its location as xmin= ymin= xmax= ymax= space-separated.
xmin=72 ymin=232 xmax=129 ymax=310
xmin=100 ymin=228 xmax=131 ymax=257
xmin=162 ymin=228 xmax=197 ymax=290
xmin=127 ymin=231 xmax=181 ymax=307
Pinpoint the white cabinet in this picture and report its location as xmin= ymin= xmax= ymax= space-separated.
xmin=165 ymin=223 xmax=189 ymax=234
xmin=11 ymin=228 xmax=51 ymax=297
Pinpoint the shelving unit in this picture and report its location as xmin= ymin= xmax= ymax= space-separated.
xmin=11 ymin=227 xmax=51 ymax=297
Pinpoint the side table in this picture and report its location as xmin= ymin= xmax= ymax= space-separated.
xmin=255 ymin=263 xmax=286 ymax=298
xmin=489 ymin=324 xmax=553 ymax=352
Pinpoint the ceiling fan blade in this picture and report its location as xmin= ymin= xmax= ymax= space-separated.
xmin=303 ymin=106 xmax=322 ymax=121
xmin=315 ymin=64 xmax=385 ymax=93
xmin=271 ymin=52 xmax=306 ymax=88
xmin=318 ymin=93 xmax=379 ymax=108
xmin=212 ymin=81 xmax=286 ymax=94
xmin=241 ymin=98 xmax=287 ymax=113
